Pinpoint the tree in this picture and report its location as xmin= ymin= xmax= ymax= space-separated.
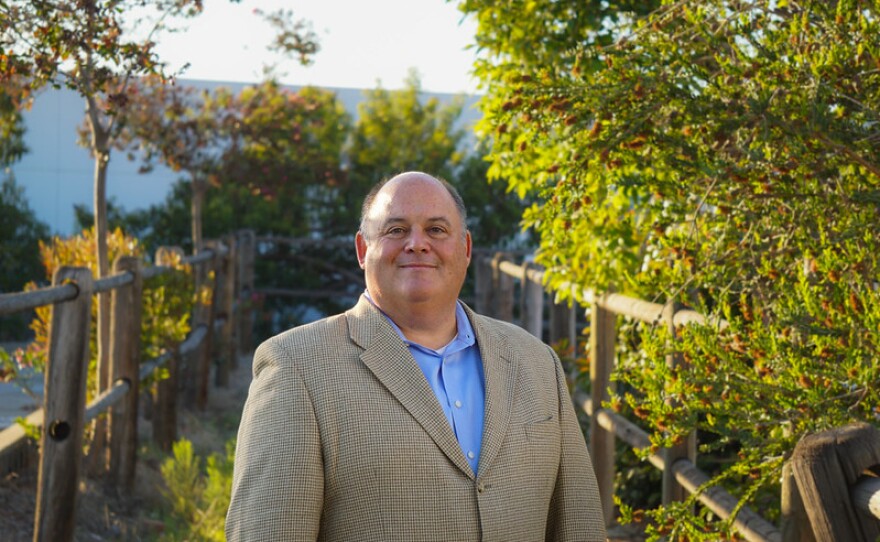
xmin=1 ymin=0 xmax=205 ymax=405
xmin=113 ymin=76 xmax=226 ymax=254
xmin=0 ymin=81 xmax=27 ymax=166
xmin=217 ymin=81 xmax=350 ymax=237
xmin=0 ymin=81 xmax=43 ymax=338
xmin=340 ymin=71 xmax=467 ymax=234
xmin=0 ymin=175 xmax=50 ymax=338
xmin=116 ymin=7 xmax=322 ymax=253
xmin=451 ymin=142 xmax=531 ymax=249
xmin=460 ymin=0 xmax=880 ymax=538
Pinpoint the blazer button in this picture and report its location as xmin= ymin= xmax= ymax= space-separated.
xmin=477 ymin=482 xmax=485 ymax=493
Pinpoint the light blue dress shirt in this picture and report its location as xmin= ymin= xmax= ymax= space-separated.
xmin=366 ymin=295 xmax=486 ymax=474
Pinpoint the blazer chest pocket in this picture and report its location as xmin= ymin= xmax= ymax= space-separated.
xmin=524 ymin=413 xmax=558 ymax=445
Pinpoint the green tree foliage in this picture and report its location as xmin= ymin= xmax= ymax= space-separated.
xmin=339 ymin=72 xmax=466 ymax=232
xmin=454 ymin=143 xmax=532 ymax=249
xmin=0 ymin=176 xmax=49 ymax=339
xmin=0 ymin=176 xmax=49 ymax=292
xmin=113 ymin=75 xmax=225 ymax=254
xmin=460 ymin=0 xmax=880 ymax=538
xmin=217 ymin=81 xmax=351 ymax=237
xmin=0 ymin=87 xmax=27 ymax=166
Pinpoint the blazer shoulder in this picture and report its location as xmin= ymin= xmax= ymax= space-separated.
xmin=471 ymin=312 xmax=546 ymax=346
xmin=253 ymin=313 xmax=351 ymax=371
xmin=469 ymin=310 xmax=552 ymax=353
xmin=264 ymin=312 xmax=348 ymax=346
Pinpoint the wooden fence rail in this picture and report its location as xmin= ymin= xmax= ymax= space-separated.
xmin=473 ymin=253 xmax=879 ymax=542
xmin=0 ymin=229 xmax=257 ymax=542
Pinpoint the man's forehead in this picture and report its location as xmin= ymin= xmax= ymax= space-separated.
xmin=370 ymin=189 xmax=396 ymax=215
xmin=369 ymin=178 xmax=450 ymax=214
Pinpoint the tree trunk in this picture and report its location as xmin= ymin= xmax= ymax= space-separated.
xmin=85 ymin=92 xmax=112 ymax=474
xmin=93 ymin=148 xmax=110 ymax=392
xmin=192 ymin=176 xmax=205 ymax=253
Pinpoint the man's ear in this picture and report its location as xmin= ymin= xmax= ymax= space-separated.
xmin=465 ymin=231 xmax=473 ymax=263
xmin=355 ymin=231 xmax=368 ymax=269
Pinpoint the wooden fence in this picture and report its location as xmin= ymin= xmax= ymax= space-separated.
xmin=0 ymin=230 xmax=257 ymax=542
xmin=472 ymin=254 xmax=880 ymax=542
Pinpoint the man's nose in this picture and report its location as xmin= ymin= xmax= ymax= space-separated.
xmin=405 ymin=228 xmax=430 ymax=252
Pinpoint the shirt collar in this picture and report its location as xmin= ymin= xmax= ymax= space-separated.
xmin=363 ymin=291 xmax=476 ymax=354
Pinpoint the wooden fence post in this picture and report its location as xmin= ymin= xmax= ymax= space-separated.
xmin=490 ymin=252 xmax=514 ymax=323
xmin=520 ymin=261 xmax=544 ymax=338
xmin=237 ymin=229 xmax=256 ymax=355
xmin=34 ymin=267 xmax=93 ymax=542
xmin=107 ymin=256 xmax=142 ymax=493
xmin=661 ymin=302 xmax=697 ymax=505
xmin=781 ymin=453 xmax=814 ymax=542
xmin=791 ymin=422 xmax=880 ymax=542
xmin=215 ymin=235 xmax=238 ymax=386
xmin=589 ymin=297 xmax=617 ymax=526
xmin=549 ymin=292 xmax=576 ymax=352
xmin=194 ymin=244 xmax=220 ymax=411
xmin=152 ymin=247 xmax=182 ymax=452
xmin=474 ymin=253 xmax=492 ymax=316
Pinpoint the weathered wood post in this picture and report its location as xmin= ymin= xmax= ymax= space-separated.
xmin=34 ymin=267 xmax=93 ymax=542
xmin=520 ymin=261 xmax=544 ymax=338
xmin=107 ymin=256 xmax=143 ymax=493
xmin=589 ymin=295 xmax=616 ymax=526
xmin=215 ymin=235 xmax=238 ymax=386
xmin=152 ymin=247 xmax=183 ymax=452
xmin=183 ymin=251 xmax=207 ymax=410
xmin=194 ymin=245 xmax=220 ymax=411
xmin=490 ymin=252 xmax=514 ymax=323
xmin=474 ymin=252 xmax=492 ymax=316
xmin=661 ymin=302 xmax=697 ymax=504
xmin=791 ymin=422 xmax=880 ymax=542
xmin=549 ymin=292 xmax=576 ymax=353
xmin=237 ymin=229 xmax=256 ymax=355
xmin=780 ymin=424 xmax=813 ymax=542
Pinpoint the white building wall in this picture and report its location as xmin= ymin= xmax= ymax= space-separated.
xmin=12 ymin=80 xmax=479 ymax=236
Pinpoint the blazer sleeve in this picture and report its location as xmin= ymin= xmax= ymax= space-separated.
xmin=226 ymin=339 xmax=324 ymax=541
xmin=545 ymin=345 xmax=607 ymax=542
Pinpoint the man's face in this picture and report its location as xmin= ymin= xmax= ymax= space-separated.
xmin=356 ymin=173 xmax=472 ymax=314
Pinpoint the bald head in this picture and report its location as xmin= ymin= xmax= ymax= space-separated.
xmin=359 ymin=172 xmax=467 ymax=240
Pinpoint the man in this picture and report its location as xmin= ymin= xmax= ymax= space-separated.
xmin=226 ymin=172 xmax=606 ymax=541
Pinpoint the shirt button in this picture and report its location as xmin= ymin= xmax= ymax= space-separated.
xmin=454 ymin=400 xmax=462 ymax=408
xmin=467 ymin=451 xmax=475 ymax=459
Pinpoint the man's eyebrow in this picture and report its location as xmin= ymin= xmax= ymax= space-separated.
xmin=379 ymin=217 xmax=407 ymax=229
xmin=379 ymin=217 xmax=453 ymax=228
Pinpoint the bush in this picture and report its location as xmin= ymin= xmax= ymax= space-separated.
xmin=158 ymin=438 xmax=235 ymax=542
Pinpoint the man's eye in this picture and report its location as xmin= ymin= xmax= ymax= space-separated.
xmin=429 ymin=227 xmax=447 ymax=235
xmin=386 ymin=227 xmax=406 ymax=236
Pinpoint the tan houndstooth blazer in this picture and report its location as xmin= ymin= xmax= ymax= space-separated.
xmin=225 ymin=295 xmax=606 ymax=542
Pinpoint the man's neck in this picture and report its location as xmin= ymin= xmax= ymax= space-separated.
xmin=380 ymin=300 xmax=459 ymax=350
xmin=397 ymin=315 xmax=457 ymax=351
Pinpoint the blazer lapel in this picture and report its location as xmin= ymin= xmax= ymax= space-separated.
xmin=464 ymin=305 xmax=518 ymax=479
xmin=346 ymin=296 xmax=474 ymax=477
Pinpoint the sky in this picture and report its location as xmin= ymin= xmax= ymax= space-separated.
xmin=153 ymin=0 xmax=481 ymax=94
